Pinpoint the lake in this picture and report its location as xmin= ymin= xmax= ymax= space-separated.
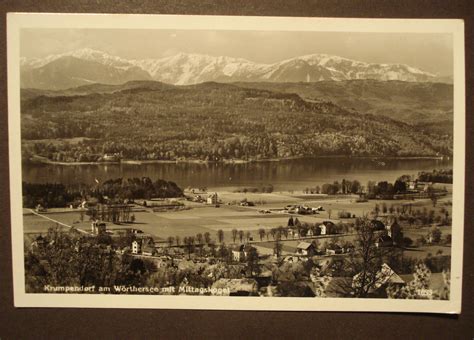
xmin=22 ymin=158 xmax=452 ymax=191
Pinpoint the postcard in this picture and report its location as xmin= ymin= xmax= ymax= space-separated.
xmin=7 ymin=13 xmax=465 ymax=313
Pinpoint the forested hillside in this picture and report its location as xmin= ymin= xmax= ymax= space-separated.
xmin=21 ymin=81 xmax=452 ymax=163
xmin=235 ymin=80 xmax=453 ymax=134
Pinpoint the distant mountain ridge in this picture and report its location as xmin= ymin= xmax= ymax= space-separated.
xmin=20 ymin=48 xmax=450 ymax=90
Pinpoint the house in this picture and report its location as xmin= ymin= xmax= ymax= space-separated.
xmin=102 ymin=153 xmax=121 ymax=162
xmin=407 ymin=180 xmax=417 ymax=191
xmin=407 ymin=180 xmax=433 ymax=192
xmin=296 ymin=242 xmax=316 ymax=256
xmin=307 ymin=229 xmax=314 ymax=236
xmin=325 ymin=243 xmax=342 ymax=255
xmin=288 ymin=229 xmax=300 ymax=238
xmin=283 ymin=255 xmax=301 ymax=263
xmin=370 ymin=219 xmax=386 ymax=231
xmin=131 ymin=237 xmax=156 ymax=255
xmin=131 ymin=240 xmax=141 ymax=254
xmin=375 ymin=234 xmax=393 ymax=248
xmin=91 ymin=220 xmax=106 ymax=235
xmin=352 ymin=263 xmax=405 ymax=297
xmin=30 ymin=235 xmax=47 ymax=251
xmin=319 ymin=224 xmax=327 ymax=235
xmin=231 ymin=244 xmax=249 ymax=261
xmin=240 ymin=199 xmax=255 ymax=206
xmin=297 ymin=205 xmax=313 ymax=215
xmin=232 ymin=244 xmax=255 ymax=261
xmin=153 ymin=256 xmax=172 ymax=268
xmin=211 ymin=278 xmax=259 ymax=296
xmin=321 ymin=221 xmax=335 ymax=234
xmin=207 ymin=192 xmax=219 ymax=205
xmin=255 ymin=270 xmax=273 ymax=288
xmin=80 ymin=200 xmax=88 ymax=209
xmin=141 ymin=238 xmax=156 ymax=256
xmin=386 ymin=220 xmax=402 ymax=245
xmin=232 ymin=248 xmax=243 ymax=262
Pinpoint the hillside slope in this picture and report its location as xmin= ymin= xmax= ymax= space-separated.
xmin=20 ymin=81 xmax=451 ymax=163
xmin=234 ymin=80 xmax=453 ymax=131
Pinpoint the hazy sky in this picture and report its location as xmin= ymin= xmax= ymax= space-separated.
xmin=20 ymin=29 xmax=453 ymax=76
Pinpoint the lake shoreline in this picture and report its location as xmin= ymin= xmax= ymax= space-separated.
xmin=25 ymin=155 xmax=447 ymax=166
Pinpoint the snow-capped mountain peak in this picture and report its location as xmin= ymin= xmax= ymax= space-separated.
xmin=20 ymin=49 xmax=444 ymax=90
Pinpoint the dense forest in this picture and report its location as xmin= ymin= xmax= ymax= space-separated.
xmin=21 ymin=81 xmax=452 ymax=163
xmin=23 ymin=177 xmax=183 ymax=208
xmin=417 ymin=169 xmax=453 ymax=183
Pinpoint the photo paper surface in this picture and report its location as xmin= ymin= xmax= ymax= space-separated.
xmin=7 ymin=13 xmax=465 ymax=312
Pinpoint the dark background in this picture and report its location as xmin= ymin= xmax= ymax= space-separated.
xmin=0 ymin=1 xmax=472 ymax=339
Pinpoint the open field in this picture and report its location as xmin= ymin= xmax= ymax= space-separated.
xmin=23 ymin=213 xmax=67 ymax=233
xmin=23 ymin=189 xmax=452 ymax=261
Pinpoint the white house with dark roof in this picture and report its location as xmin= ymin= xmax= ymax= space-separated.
xmin=207 ymin=192 xmax=219 ymax=205
xmin=296 ymin=242 xmax=316 ymax=256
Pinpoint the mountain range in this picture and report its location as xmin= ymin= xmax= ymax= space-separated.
xmin=20 ymin=48 xmax=450 ymax=90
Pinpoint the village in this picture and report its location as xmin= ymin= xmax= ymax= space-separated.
xmin=25 ymin=174 xmax=452 ymax=298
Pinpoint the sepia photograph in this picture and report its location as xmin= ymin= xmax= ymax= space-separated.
xmin=7 ymin=13 xmax=465 ymax=312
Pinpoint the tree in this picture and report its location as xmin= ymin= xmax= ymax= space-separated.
xmin=258 ymin=228 xmax=265 ymax=241
xmin=345 ymin=219 xmax=392 ymax=298
xmin=218 ymin=243 xmax=229 ymax=261
xmin=238 ymin=230 xmax=244 ymax=243
xmin=130 ymin=214 xmax=136 ymax=223
xmin=167 ymin=236 xmax=174 ymax=248
xmin=374 ymin=204 xmax=380 ymax=216
xmin=429 ymin=191 xmax=438 ymax=207
xmin=245 ymin=231 xmax=251 ymax=242
xmin=184 ymin=236 xmax=195 ymax=259
xmin=288 ymin=216 xmax=294 ymax=227
xmin=175 ymin=236 xmax=181 ymax=246
xmin=203 ymin=232 xmax=211 ymax=245
xmin=393 ymin=179 xmax=406 ymax=194
xmin=270 ymin=228 xmax=277 ymax=240
xmin=231 ymin=229 xmax=238 ymax=243
xmin=245 ymin=247 xmax=260 ymax=277
xmin=350 ymin=180 xmax=361 ymax=194
xmin=24 ymin=227 xmax=147 ymax=292
xmin=196 ymin=233 xmax=204 ymax=255
xmin=429 ymin=227 xmax=442 ymax=243
xmin=217 ymin=229 xmax=224 ymax=244
xmin=274 ymin=238 xmax=282 ymax=259
xmin=386 ymin=263 xmax=434 ymax=299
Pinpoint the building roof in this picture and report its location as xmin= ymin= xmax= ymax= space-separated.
xmin=211 ymin=278 xmax=258 ymax=294
xmin=142 ymin=244 xmax=155 ymax=254
xmin=352 ymin=263 xmax=405 ymax=294
xmin=378 ymin=234 xmax=393 ymax=243
xmin=370 ymin=220 xmax=386 ymax=230
xmin=243 ymin=244 xmax=255 ymax=252
xmin=297 ymin=241 xmax=313 ymax=250
xmin=233 ymin=244 xmax=245 ymax=252
xmin=326 ymin=243 xmax=342 ymax=250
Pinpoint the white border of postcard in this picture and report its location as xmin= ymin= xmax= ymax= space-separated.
xmin=7 ymin=13 xmax=465 ymax=313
